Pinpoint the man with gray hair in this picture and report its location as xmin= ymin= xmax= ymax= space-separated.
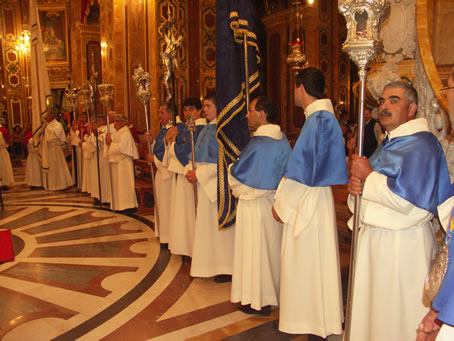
xmin=347 ymin=81 xmax=451 ymax=341
xmin=105 ymin=113 xmax=139 ymax=212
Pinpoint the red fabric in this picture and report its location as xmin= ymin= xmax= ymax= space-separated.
xmin=0 ymin=230 xmax=14 ymax=262
xmin=0 ymin=127 xmax=11 ymax=146
xmin=23 ymin=131 xmax=33 ymax=146
xmin=129 ymin=126 xmax=140 ymax=144
xmin=81 ymin=0 xmax=89 ymax=23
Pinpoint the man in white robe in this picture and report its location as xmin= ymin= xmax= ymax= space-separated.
xmin=106 ymin=113 xmax=139 ymax=212
xmin=91 ymin=116 xmax=112 ymax=205
xmin=273 ymin=68 xmax=348 ymax=337
xmin=84 ymin=120 xmax=102 ymax=200
xmin=417 ymin=69 xmax=454 ymax=341
xmin=348 ymin=81 xmax=451 ymax=341
xmin=186 ymin=93 xmax=235 ymax=279
xmin=25 ymin=136 xmax=43 ymax=188
xmin=0 ymin=123 xmax=14 ymax=189
xmin=165 ymin=98 xmax=206 ymax=257
xmin=228 ymin=96 xmax=291 ymax=315
xmin=67 ymin=118 xmax=82 ymax=190
xmin=81 ymin=117 xmax=95 ymax=195
xmin=145 ymin=102 xmax=175 ymax=244
xmin=42 ymin=113 xmax=73 ymax=191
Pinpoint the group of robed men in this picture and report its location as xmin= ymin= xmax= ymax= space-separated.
xmin=24 ymin=111 xmax=139 ymax=212
xmin=146 ymin=67 xmax=454 ymax=341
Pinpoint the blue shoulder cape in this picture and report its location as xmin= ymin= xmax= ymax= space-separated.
xmin=174 ymin=122 xmax=205 ymax=166
xmin=284 ymin=110 xmax=348 ymax=186
xmin=230 ymin=134 xmax=291 ymax=190
xmin=191 ymin=124 xmax=218 ymax=164
xmin=369 ymin=131 xmax=451 ymax=215
xmin=153 ymin=127 xmax=168 ymax=162
xmin=433 ymin=197 xmax=454 ymax=325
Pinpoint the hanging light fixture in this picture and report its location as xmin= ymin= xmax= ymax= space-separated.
xmin=286 ymin=0 xmax=307 ymax=70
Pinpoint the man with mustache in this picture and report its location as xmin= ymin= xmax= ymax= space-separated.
xmin=347 ymin=81 xmax=451 ymax=341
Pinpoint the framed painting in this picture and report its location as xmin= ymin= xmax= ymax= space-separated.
xmin=38 ymin=9 xmax=69 ymax=63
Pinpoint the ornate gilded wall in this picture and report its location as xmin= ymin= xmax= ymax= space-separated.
xmin=199 ymin=0 xmax=216 ymax=97
xmin=0 ymin=1 xmax=27 ymax=129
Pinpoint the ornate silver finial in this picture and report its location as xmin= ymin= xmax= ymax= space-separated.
xmin=132 ymin=64 xmax=152 ymax=106
xmin=338 ymin=0 xmax=389 ymax=70
xmin=78 ymin=85 xmax=92 ymax=112
xmin=98 ymin=83 xmax=115 ymax=109
xmin=65 ymin=86 xmax=79 ymax=113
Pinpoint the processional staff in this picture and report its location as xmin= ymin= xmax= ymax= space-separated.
xmin=131 ymin=65 xmax=161 ymax=232
xmin=78 ymin=87 xmax=91 ymax=195
xmin=89 ymin=52 xmax=103 ymax=206
xmin=337 ymin=1 xmax=389 ymax=340
xmin=98 ymin=83 xmax=116 ymax=212
xmin=186 ymin=115 xmax=198 ymax=214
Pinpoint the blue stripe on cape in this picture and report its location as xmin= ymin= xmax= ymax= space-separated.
xmin=284 ymin=110 xmax=348 ymax=186
xmin=369 ymin=131 xmax=451 ymax=215
xmin=231 ymin=134 xmax=291 ymax=190
xmin=191 ymin=124 xmax=218 ymax=164
xmin=174 ymin=122 xmax=205 ymax=166
xmin=153 ymin=127 xmax=168 ymax=162
xmin=433 ymin=198 xmax=454 ymax=325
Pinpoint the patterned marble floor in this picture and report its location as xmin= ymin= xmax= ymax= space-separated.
xmin=0 ymin=165 xmax=350 ymax=341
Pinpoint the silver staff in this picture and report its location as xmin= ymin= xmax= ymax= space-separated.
xmin=98 ymin=83 xmax=116 ymax=212
xmin=131 ymin=65 xmax=161 ymax=232
xmin=186 ymin=115 xmax=198 ymax=214
xmin=338 ymin=1 xmax=389 ymax=340
xmin=89 ymin=53 xmax=103 ymax=206
xmin=77 ymin=86 xmax=91 ymax=194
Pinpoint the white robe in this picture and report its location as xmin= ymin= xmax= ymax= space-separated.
xmin=67 ymin=128 xmax=82 ymax=190
xmin=93 ymin=126 xmax=112 ymax=203
xmin=85 ymin=133 xmax=101 ymax=199
xmin=107 ymin=125 xmax=139 ymax=211
xmin=81 ymin=133 xmax=95 ymax=194
xmin=25 ymin=139 xmax=43 ymax=187
xmin=43 ymin=119 xmax=73 ymax=191
xmin=189 ymin=158 xmax=235 ymax=278
xmin=274 ymin=178 xmax=343 ymax=337
xmin=167 ymin=145 xmax=196 ymax=257
xmin=347 ymin=119 xmax=439 ymax=341
xmin=228 ymin=124 xmax=284 ymax=310
xmin=167 ymin=117 xmax=207 ymax=257
xmin=0 ymin=127 xmax=14 ymax=186
xmin=153 ymin=129 xmax=173 ymax=243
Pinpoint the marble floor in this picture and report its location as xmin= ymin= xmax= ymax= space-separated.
xmin=0 ymin=165 xmax=351 ymax=341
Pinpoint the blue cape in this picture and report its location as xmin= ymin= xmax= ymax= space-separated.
xmin=284 ymin=110 xmax=348 ymax=186
xmin=174 ymin=122 xmax=205 ymax=166
xmin=153 ymin=127 xmax=168 ymax=162
xmin=191 ymin=124 xmax=218 ymax=164
xmin=231 ymin=134 xmax=291 ymax=190
xmin=433 ymin=197 xmax=454 ymax=325
xmin=369 ymin=131 xmax=451 ymax=215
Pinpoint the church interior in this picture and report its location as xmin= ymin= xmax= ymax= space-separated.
xmin=1 ymin=0 xmax=454 ymax=340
